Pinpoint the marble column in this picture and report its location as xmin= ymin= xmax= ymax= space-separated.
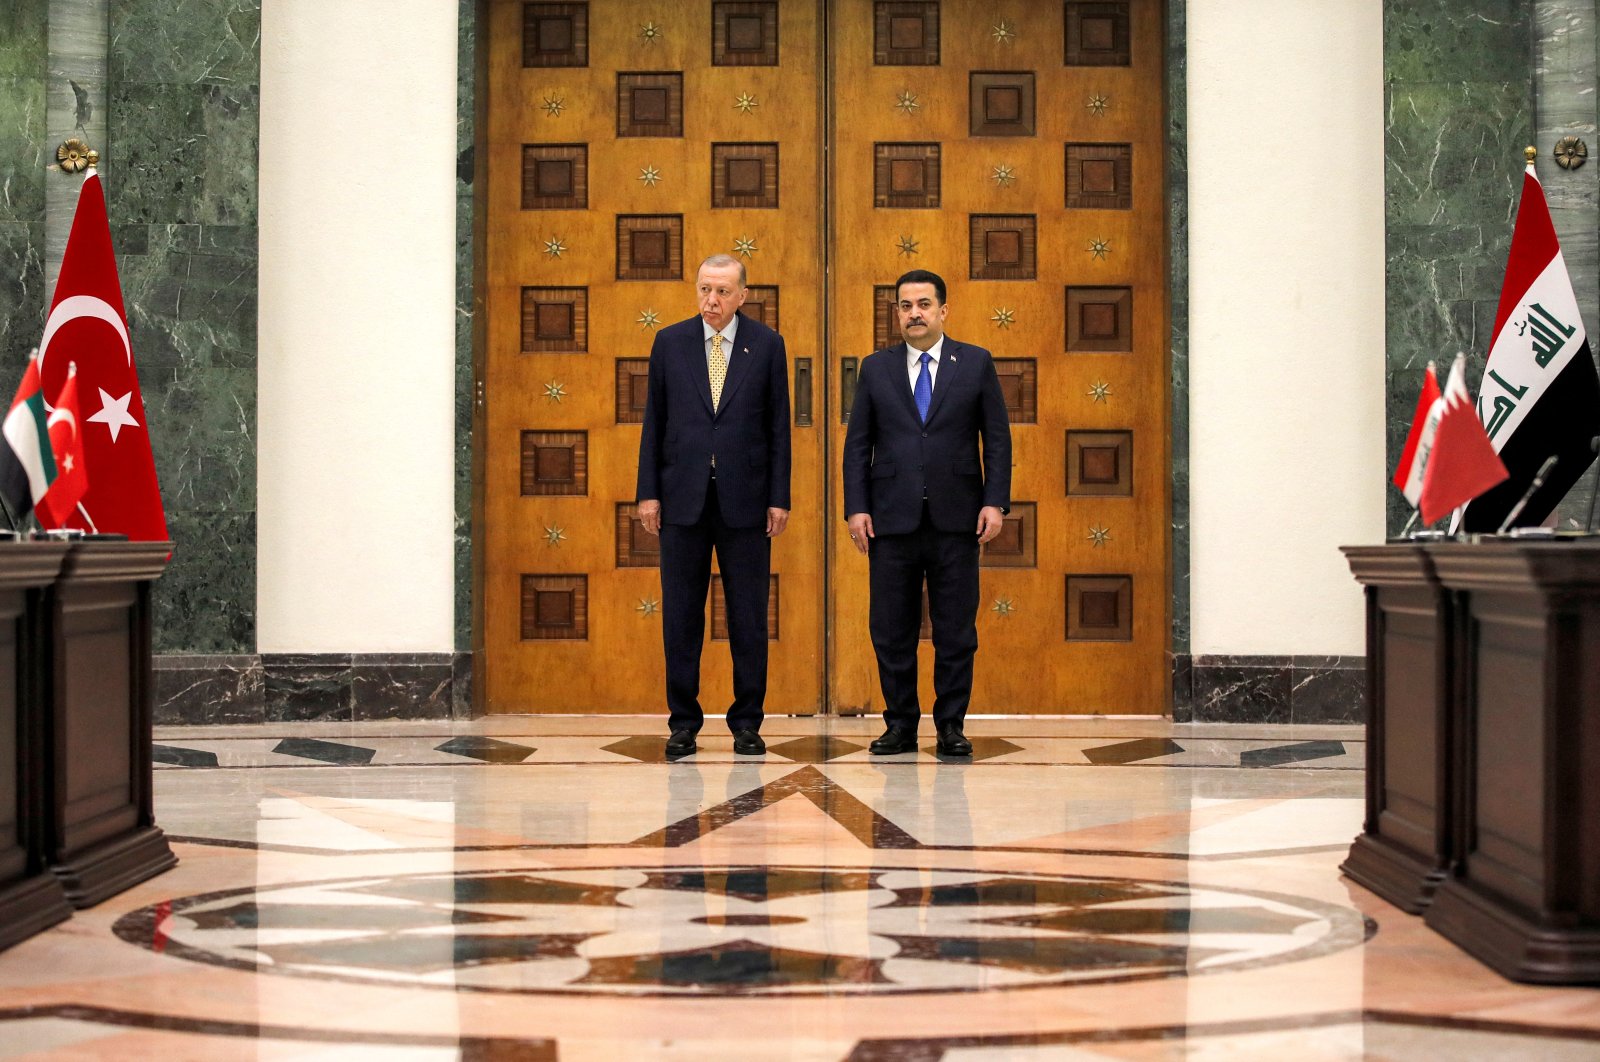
xmin=0 ymin=0 xmax=48 ymax=401
xmin=43 ymin=0 xmax=104 ymax=297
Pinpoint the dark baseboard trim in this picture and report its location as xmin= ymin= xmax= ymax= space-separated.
xmin=1171 ymin=654 xmax=1365 ymax=725
xmin=154 ymin=652 xmax=479 ymax=725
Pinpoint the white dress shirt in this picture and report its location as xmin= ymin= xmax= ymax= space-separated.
xmin=703 ymin=316 xmax=739 ymax=365
xmin=906 ymin=335 xmax=944 ymax=393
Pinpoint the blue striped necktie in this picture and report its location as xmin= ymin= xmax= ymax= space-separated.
xmin=914 ymin=351 xmax=932 ymax=423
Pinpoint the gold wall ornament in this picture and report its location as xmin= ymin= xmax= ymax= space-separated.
xmin=990 ymin=307 xmax=1015 ymax=329
xmin=991 ymin=19 xmax=1016 ymax=44
xmin=56 ymin=138 xmax=96 ymax=173
xmin=1087 ymin=237 xmax=1111 ymax=260
xmin=636 ymin=597 xmax=660 ymax=617
xmin=541 ymin=94 xmax=565 ymax=117
xmin=991 ymin=597 xmax=1016 ymax=617
xmin=637 ymin=165 xmax=662 ymax=187
xmin=638 ymin=20 xmax=663 ymax=44
xmin=734 ymin=92 xmax=759 ymax=115
xmin=1555 ymin=137 xmax=1587 ymax=170
xmin=637 ymin=308 xmax=660 ymax=329
xmin=896 ymin=234 xmax=919 ymax=256
xmin=1087 ymin=381 xmax=1112 ymax=403
xmin=991 ymin=163 xmax=1016 ymax=187
xmin=895 ymin=89 xmax=920 ymax=115
xmin=1087 ymin=93 xmax=1109 ymax=117
xmin=543 ymin=381 xmax=568 ymax=403
xmin=733 ymin=235 xmax=758 ymax=258
xmin=543 ymin=525 xmax=567 ymax=547
xmin=1087 ymin=525 xmax=1111 ymax=548
xmin=542 ymin=236 xmax=567 ymax=258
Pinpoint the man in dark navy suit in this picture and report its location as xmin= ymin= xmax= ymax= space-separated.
xmin=842 ymin=269 xmax=1011 ymax=757
xmin=637 ymin=255 xmax=791 ymax=757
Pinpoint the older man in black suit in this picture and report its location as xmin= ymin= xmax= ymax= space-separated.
xmin=842 ymin=269 xmax=1011 ymax=757
xmin=637 ymin=254 xmax=791 ymax=757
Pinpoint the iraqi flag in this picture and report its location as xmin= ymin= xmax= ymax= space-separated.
xmin=0 ymin=353 xmax=56 ymax=523
xmin=35 ymin=170 xmax=167 ymax=540
xmin=1461 ymin=163 xmax=1600 ymax=532
xmin=1393 ymin=361 xmax=1443 ymax=508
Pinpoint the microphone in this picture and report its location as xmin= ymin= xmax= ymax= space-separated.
xmin=1497 ymin=454 xmax=1560 ymax=534
xmin=1586 ymin=437 xmax=1600 ymax=533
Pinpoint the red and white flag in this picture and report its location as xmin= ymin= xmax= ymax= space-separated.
xmin=36 ymin=171 xmax=167 ymax=540
xmin=35 ymin=363 xmax=88 ymax=529
xmin=1462 ymin=162 xmax=1600 ymax=531
xmin=1421 ymin=355 xmax=1509 ymax=525
xmin=1393 ymin=361 xmax=1443 ymax=508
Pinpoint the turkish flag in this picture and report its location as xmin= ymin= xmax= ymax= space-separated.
xmin=35 ymin=365 xmax=88 ymax=529
xmin=35 ymin=171 xmax=167 ymax=541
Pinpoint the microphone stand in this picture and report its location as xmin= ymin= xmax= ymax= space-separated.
xmin=1498 ymin=454 xmax=1560 ymax=535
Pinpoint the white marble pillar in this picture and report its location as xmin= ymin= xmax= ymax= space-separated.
xmin=44 ymin=0 xmax=107 ymax=295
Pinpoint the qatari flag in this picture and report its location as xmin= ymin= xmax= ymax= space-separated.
xmin=1462 ymin=163 xmax=1600 ymax=532
xmin=35 ymin=170 xmax=168 ymax=541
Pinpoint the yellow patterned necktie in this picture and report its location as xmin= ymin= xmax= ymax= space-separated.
xmin=709 ymin=332 xmax=727 ymax=412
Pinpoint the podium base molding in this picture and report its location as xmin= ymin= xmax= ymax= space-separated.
xmin=0 ymin=874 xmax=73 ymax=952
xmin=1425 ymin=878 xmax=1600 ymax=984
xmin=52 ymin=827 xmax=177 ymax=909
xmin=1341 ymin=835 xmax=1445 ymax=915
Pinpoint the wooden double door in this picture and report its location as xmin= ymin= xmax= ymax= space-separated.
xmin=483 ymin=0 xmax=1169 ymax=714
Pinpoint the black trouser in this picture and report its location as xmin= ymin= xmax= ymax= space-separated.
xmin=868 ymin=505 xmax=980 ymax=731
xmin=659 ymin=479 xmax=770 ymax=735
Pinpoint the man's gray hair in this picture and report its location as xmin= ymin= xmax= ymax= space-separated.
xmin=699 ymin=253 xmax=747 ymax=288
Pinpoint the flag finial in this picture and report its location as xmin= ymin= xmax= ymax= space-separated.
xmin=1525 ymin=145 xmax=1538 ymax=164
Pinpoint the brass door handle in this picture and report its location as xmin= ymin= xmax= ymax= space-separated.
xmin=840 ymin=358 xmax=859 ymax=424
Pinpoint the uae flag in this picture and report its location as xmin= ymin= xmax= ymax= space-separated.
xmin=0 ymin=354 xmax=56 ymax=523
xmin=1462 ymin=163 xmax=1600 ymax=532
xmin=36 ymin=170 xmax=167 ymax=540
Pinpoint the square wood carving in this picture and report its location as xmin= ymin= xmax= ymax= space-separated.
xmin=521 ymin=144 xmax=587 ymax=210
xmin=874 ymin=2 xmax=939 ymax=64
xmin=1066 ymin=286 xmax=1132 ymax=353
xmin=874 ymin=143 xmax=941 ymax=208
xmin=521 ymin=287 xmax=587 ymax=352
xmin=523 ymin=3 xmax=588 ymax=67
xmin=993 ymin=358 xmax=1037 ymax=423
xmin=522 ymin=575 xmax=588 ymax=640
xmin=874 ymin=284 xmax=899 ymax=351
xmin=711 ymin=574 xmax=780 ymax=641
xmin=1066 ymin=575 xmax=1132 ymax=641
xmin=1066 ymin=143 xmax=1133 ymax=209
xmin=615 ymin=358 xmax=650 ymax=423
xmin=615 ymin=503 xmax=660 ymax=568
xmin=616 ymin=215 xmax=684 ymax=280
xmin=714 ymin=2 xmax=778 ymax=65
xmin=969 ymin=214 xmax=1037 ymax=280
xmin=969 ymin=72 xmax=1036 ymax=137
xmin=521 ymin=430 xmax=588 ymax=496
xmin=744 ymin=286 xmax=779 ymax=332
xmin=982 ymin=502 xmax=1035 ymax=568
xmin=1066 ymin=430 xmax=1133 ymax=496
xmin=617 ymin=73 xmax=683 ymax=137
xmin=712 ymin=143 xmax=779 ymax=208
xmin=1065 ymin=2 xmax=1131 ymax=66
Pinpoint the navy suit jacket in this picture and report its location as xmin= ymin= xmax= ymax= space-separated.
xmin=636 ymin=312 xmax=791 ymax=528
xmin=841 ymin=338 xmax=1011 ymax=535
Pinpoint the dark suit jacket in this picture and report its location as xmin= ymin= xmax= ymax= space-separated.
xmin=842 ymin=338 xmax=1011 ymax=535
xmin=636 ymin=311 xmax=791 ymax=528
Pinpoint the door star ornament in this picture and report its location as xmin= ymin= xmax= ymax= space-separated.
xmin=542 ymin=381 xmax=568 ymax=403
xmin=895 ymin=234 xmax=919 ymax=257
xmin=1088 ymin=93 xmax=1109 ymax=117
xmin=543 ymin=525 xmax=566 ymax=547
xmin=991 ymin=19 xmax=1016 ymax=44
xmin=636 ymin=597 xmax=660 ymax=616
xmin=638 ymin=20 xmax=663 ymax=44
xmin=88 ymin=388 xmax=139 ymax=442
xmin=542 ymin=94 xmax=565 ymax=117
xmin=894 ymin=89 xmax=920 ymax=115
xmin=1088 ymin=525 xmax=1111 ymax=548
xmin=1087 ymin=237 xmax=1111 ymax=260
xmin=1088 ymin=380 xmax=1112 ymax=403
xmin=734 ymin=92 xmax=759 ymax=115
xmin=990 ymin=307 xmax=1015 ymax=329
xmin=991 ymin=597 xmax=1016 ymax=617
xmin=637 ymin=308 xmax=660 ymax=329
xmin=733 ymin=235 xmax=758 ymax=258
xmin=637 ymin=165 xmax=662 ymax=188
xmin=991 ymin=163 xmax=1016 ymax=187
xmin=543 ymin=237 xmax=567 ymax=259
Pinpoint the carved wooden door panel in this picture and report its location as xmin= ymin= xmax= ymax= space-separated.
xmin=827 ymin=0 xmax=1169 ymax=713
xmin=484 ymin=0 xmax=826 ymax=711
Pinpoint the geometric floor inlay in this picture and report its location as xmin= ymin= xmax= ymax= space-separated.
xmin=113 ymin=866 xmax=1370 ymax=996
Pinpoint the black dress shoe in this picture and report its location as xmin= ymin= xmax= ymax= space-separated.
xmin=870 ymin=724 xmax=918 ymax=755
xmin=936 ymin=724 xmax=972 ymax=757
xmin=732 ymin=729 xmax=766 ymax=755
xmin=665 ymin=730 xmax=697 ymax=756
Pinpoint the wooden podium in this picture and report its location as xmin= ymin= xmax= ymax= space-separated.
xmin=1421 ymin=541 xmax=1600 ymax=983
xmin=1340 ymin=545 xmax=1455 ymax=913
xmin=0 ymin=542 xmax=73 ymax=951
xmin=43 ymin=540 xmax=176 ymax=907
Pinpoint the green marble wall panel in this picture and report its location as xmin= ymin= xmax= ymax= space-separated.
xmin=1167 ymin=0 xmax=1188 ymax=657
xmin=0 ymin=0 xmax=48 ymax=411
xmin=456 ymin=0 xmax=477 ymax=656
xmin=1384 ymin=0 xmax=1534 ymax=534
xmin=109 ymin=0 xmax=259 ymax=651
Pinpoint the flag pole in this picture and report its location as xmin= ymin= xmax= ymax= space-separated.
xmin=1399 ymin=510 xmax=1420 ymax=538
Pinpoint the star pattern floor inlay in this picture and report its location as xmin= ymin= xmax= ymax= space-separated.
xmin=3 ymin=716 xmax=1597 ymax=1060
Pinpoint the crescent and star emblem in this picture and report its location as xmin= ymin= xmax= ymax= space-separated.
xmin=35 ymin=294 xmax=140 ymax=441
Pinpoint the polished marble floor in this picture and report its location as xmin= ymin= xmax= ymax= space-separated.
xmin=3 ymin=716 xmax=1599 ymax=1060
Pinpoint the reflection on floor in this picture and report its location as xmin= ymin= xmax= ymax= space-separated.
xmin=2 ymin=716 xmax=1598 ymax=1060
